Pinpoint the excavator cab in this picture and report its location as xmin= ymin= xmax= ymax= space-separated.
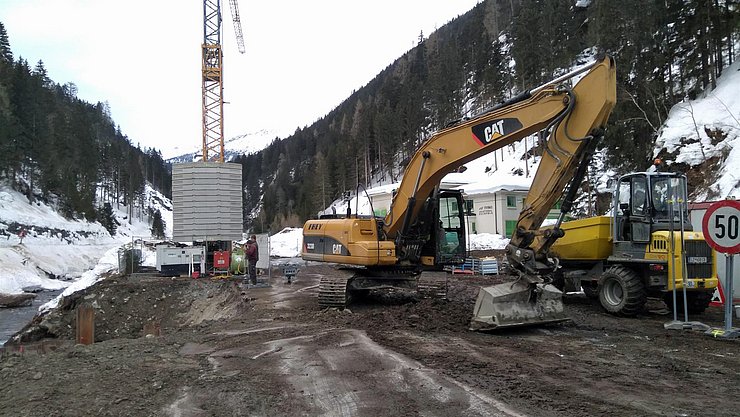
xmin=404 ymin=188 xmax=466 ymax=267
xmin=434 ymin=190 xmax=467 ymax=264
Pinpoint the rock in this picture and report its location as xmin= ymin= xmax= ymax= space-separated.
xmin=0 ymin=293 xmax=37 ymax=308
xmin=21 ymin=286 xmax=44 ymax=294
xmin=32 ymin=372 xmax=43 ymax=380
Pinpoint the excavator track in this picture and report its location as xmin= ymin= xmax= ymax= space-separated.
xmin=417 ymin=271 xmax=448 ymax=300
xmin=318 ymin=271 xmax=354 ymax=309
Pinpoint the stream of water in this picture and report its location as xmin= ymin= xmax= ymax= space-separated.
xmin=0 ymin=290 xmax=62 ymax=345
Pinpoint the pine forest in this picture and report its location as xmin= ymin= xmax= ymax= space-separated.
xmin=0 ymin=21 xmax=171 ymax=231
xmin=236 ymin=0 xmax=738 ymax=233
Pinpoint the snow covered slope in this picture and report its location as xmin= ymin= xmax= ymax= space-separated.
xmin=653 ymin=61 xmax=740 ymax=200
xmin=0 ymin=184 xmax=171 ymax=295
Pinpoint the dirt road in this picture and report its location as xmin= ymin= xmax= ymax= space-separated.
xmin=1 ymin=263 xmax=738 ymax=416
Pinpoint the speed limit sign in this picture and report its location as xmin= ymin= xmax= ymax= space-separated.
xmin=702 ymin=200 xmax=740 ymax=254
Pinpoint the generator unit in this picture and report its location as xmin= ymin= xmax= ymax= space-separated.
xmin=156 ymin=245 xmax=206 ymax=277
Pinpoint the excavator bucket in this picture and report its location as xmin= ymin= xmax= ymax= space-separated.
xmin=470 ymin=281 xmax=569 ymax=331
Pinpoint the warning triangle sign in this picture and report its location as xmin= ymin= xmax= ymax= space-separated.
xmin=710 ymin=280 xmax=725 ymax=306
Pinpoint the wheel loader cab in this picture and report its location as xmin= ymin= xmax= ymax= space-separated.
xmin=648 ymin=175 xmax=691 ymax=231
xmin=615 ymin=174 xmax=650 ymax=244
xmin=613 ymin=173 xmax=691 ymax=246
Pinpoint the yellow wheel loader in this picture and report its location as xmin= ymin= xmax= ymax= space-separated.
xmin=547 ymin=172 xmax=718 ymax=316
xmin=302 ymin=55 xmax=617 ymax=330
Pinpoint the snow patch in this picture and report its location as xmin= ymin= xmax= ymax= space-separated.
xmin=269 ymin=228 xmax=303 ymax=258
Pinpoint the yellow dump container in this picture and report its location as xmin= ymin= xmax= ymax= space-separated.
xmin=549 ymin=216 xmax=612 ymax=261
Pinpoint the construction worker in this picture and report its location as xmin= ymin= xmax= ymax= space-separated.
xmin=245 ymin=234 xmax=259 ymax=285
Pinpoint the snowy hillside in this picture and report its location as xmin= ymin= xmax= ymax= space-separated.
xmin=652 ymin=61 xmax=740 ymax=200
xmin=0 ymin=184 xmax=171 ymax=295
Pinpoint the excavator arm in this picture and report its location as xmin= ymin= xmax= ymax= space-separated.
xmin=386 ymin=56 xmax=616 ymax=272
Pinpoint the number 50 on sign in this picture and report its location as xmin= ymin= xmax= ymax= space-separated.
xmin=702 ymin=200 xmax=740 ymax=254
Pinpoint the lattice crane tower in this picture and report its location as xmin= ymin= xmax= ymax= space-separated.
xmin=201 ymin=0 xmax=245 ymax=162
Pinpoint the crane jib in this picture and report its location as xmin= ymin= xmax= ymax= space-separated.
xmin=471 ymin=118 xmax=523 ymax=147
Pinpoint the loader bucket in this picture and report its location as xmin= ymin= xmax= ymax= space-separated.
xmin=470 ymin=281 xmax=569 ymax=331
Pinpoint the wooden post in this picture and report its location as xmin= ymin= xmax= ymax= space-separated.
xmin=76 ymin=304 xmax=95 ymax=345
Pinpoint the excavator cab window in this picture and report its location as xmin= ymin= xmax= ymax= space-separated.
xmin=437 ymin=192 xmax=465 ymax=262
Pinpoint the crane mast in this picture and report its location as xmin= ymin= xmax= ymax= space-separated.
xmin=201 ymin=0 xmax=245 ymax=163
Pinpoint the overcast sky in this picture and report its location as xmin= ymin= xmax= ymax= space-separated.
xmin=1 ymin=0 xmax=481 ymax=157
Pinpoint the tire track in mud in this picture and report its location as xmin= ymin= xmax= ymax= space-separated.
xmin=201 ymin=325 xmax=525 ymax=417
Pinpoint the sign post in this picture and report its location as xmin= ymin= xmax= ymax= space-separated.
xmin=701 ymin=200 xmax=739 ymax=339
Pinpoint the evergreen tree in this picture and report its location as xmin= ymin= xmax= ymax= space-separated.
xmin=150 ymin=208 xmax=165 ymax=239
xmin=0 ymin=22 xmax=12 ymax=64
xmin=0 ymin=43 xmax=13 ymax=177
xmin=314 ymin=151 xmax=330 ymax=210
xmin=100 ymin=202 xmax=118 ymax=235
xmin=510 ymin=0 xmax=547 ymax=88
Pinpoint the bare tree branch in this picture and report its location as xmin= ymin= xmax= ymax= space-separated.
xmin=711 ymin=93 xmax=740 ymax=128
xmin=623 ymin=88 xmax=658 ymax=134
xmin=682 ymin=101 xmax=707 ymax=159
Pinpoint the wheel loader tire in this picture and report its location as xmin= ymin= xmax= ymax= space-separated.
xmin=686 ymin=291 xmax=713 ymax=314
xmin=598 ymin=266 xmax=647 ymax=316
xmin=664 ymin=291 xmax=713 ymax=315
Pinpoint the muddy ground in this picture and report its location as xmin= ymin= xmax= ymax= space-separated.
xmin=1 ymin=259 xmax=738 ymax=417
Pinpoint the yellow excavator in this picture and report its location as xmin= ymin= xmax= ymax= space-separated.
xmin=302 ymin=55 xmax=617 ymax=330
